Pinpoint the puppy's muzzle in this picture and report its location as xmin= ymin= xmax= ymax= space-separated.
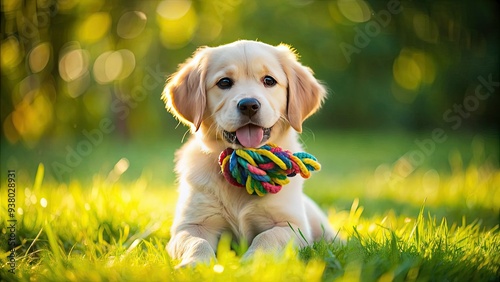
xmin=222 ymin=98 xmax=272 ymax=148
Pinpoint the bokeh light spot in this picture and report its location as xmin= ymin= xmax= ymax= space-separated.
xmin=117 ymin=11 xmax=147 ymax=39
xmin=107 ymin=158 xmax=130 ymax=182
xmin=93 ymin=50 xmax=135 ymax=84
xmin=393 ymin=48 xmax=436 ymax=95
xmin=3 ymin=114 xmax=20 ymax=144
xmin=93 ymin=51 xmax=113 ymax=84
xmin=328 ymin=2 xmax=347 ymax=25
xmin=65 ymin=73 xmax=91 ymax=98
xmin=78 ymin=12 xmax=111 ymax=43
xmin=11 ymin=89 xmax=54 ymax=147
xmin=30 ymin=194 xmax=37 ymax=205
xmin=40 ymin=197 xmax=48 ymax=208
xmin=15 ymin=75 xmax=40 ymax=105
xmin=115 ymin=158 xmax=130 ymax=175
xmin=104 ymin=51 xmax=123 ymax=82
xmin=59 ymin=43 xmax=90 ymax=82
xmin=393 ymin=49 xmax=422 ymax=91
xmin=157 ymin=0 xmax=192 ymax=20
xmin=213 ymin=264 xmax=224 ymax=273
xmin=28 ymin=42 xmax=52 ymax=73
xmin=412 ymin=51 xmax=436 ymax=85
xmin=157 ymin=0 xmax=198 ymax=49
xmin=337 ymin=0 xmax=372 ymax=23
xmin=413 ymin=13 xmax=439 ymax=44
xmin=116 ymin=49 xmax=136 ymax=80
xmin=1 ymin=36 xmax=23 ymax=70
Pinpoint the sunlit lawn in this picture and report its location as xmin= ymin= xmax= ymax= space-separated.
xmin=1 ymin=130 xmax=499 ymax=281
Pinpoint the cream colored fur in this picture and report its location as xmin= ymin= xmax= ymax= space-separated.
xmin=162 ymin=40 xmax=334 ymax=267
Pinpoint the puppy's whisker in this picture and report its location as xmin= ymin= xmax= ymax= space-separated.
xmin=205 ymin=114 xmax=227 ymax=144
xmin=181 ymin=129 xmax=190 ymax=143
xmin=203 ymin=116 xmax=226 ymax=145
xmin=216 ymin=127 xmax=225 ymax=143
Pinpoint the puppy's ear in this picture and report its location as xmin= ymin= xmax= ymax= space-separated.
xmin=278 ymin=44 xmax=327 ymax=133
xmin=162 ymin=47 xmax=208 ymax=132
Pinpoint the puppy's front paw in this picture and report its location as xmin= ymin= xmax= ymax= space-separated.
xmin=240 ymin=249 xmax=255 ymax=263
xmin=167 ymin=234 xmax=217 ymax=269
xmin=175 ymin=256 xmax=215 ymax=269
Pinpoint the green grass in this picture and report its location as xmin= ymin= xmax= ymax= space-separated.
xmin=1 ymin=131 xmax=499 ymax=281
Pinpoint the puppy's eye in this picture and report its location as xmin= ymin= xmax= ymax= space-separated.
xmin=217 ymin=77 xmax=233 ymax=89
xmin=263 ymin=76 xmax=277 ymax=87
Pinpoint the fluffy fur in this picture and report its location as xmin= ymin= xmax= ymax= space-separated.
xmin=162 ymin=40 xmax=334 ymax=267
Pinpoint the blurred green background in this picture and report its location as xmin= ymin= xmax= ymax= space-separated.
xmin=1 ymin=0 xmax=499 ymax=185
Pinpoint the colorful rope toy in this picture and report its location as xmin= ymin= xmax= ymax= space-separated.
xmin=218 ymin=143 xmax=321 ymax=196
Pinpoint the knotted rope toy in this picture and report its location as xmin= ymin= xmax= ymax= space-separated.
xmin=218 ymin=143 xmax=321 ymax=196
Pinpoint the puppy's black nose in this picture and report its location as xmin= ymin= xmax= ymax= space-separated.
xmin=237 ymin=98 xmax=261 ymax=117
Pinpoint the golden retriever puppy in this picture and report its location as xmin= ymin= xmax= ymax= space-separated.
xmin=162 ymin=40 xmax=334 ymax=267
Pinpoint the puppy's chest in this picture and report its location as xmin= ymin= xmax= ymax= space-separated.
xmin=177 ymin=141 xmax=279 ymax=238
xmin=216 ymin=189 xmax=275 ymax=239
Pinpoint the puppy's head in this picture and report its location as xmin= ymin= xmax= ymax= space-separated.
xmin=162 ymin=40 xmax=326 ymax=148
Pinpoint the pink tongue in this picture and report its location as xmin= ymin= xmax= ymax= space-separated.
xmin=236 ymin=125 xmax=264 ymax=148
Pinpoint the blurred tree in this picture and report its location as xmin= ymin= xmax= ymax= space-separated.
xmin=1 ymin=0 xmax=498 ymax=149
